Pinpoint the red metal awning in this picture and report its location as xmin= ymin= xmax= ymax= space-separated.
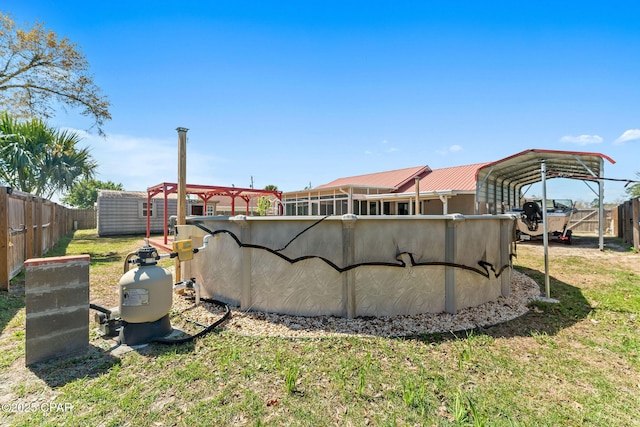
xmin=146 ymin=182 xmax=283 ymax=244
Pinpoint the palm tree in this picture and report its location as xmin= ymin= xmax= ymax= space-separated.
xmin=0 ymin=112 xmax=96 ymax=198
xmin=39 ymin=128 xmax=97 ymax=199
xmin=0 ymin=113 xmax=39 ymax=192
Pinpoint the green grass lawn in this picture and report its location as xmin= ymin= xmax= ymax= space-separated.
xmin=1 ymin=230 xmax=639 ymax=426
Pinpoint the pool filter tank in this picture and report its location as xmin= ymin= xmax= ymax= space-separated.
xmin=90 ymin=236 xmax=230 ymax=346
xmin=118 ymin=244 xmax=174 ymax=345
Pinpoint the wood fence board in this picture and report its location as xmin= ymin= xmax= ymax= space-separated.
xmin=0 ymin=188 xmax=8 ymax=290
xmin=616 ymin=197 xmax=640 ymax=249
xmin=0 ymin=187 xmax=92 ymax=291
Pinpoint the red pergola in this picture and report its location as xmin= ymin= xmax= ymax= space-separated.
xmin=146 ymin=182 xmax=283 ymax=244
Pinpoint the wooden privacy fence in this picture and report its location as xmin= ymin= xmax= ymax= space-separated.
xmin=0 ymin=186 xmax=95 ymax=291
xmin=567 ymin=208 xmax=615 ymax=235
xmin=73 ymin=207 xmax=97 ymax=229
xmin=617 ymin=197 xmax=640 ymax=251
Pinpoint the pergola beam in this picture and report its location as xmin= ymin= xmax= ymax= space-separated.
xmin=146 ymin=182 xmax=283 ymax=244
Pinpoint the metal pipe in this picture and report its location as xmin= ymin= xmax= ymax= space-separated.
xmin=176 ymin=127 xmax=189 ymax=226
xmin=176 ymin=127 xmax=189 ymax=282
xmin=541 ymin=161 xmax=550 ymax=298
xmin=195 ymin=234 xmax=212 ymax=252
xmin=173 ymin=281 xmax=201 ymax=305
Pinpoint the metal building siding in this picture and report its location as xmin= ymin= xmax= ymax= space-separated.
xmin=97 ymin=192 xmax=177 ymax=236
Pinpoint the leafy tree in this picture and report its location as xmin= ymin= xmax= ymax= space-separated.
xmin=62 ymin=178 xmax=123 ymax=208
xmin=572 ymin=199 xmax=591 ymax=209
xmin=0 ymin=112 xmax=96 ymax=198
xmin=256 ymin=196 xmax=272 ymax=216
xmin=0 ymin=12 xmax=110 ymax=134
xmin=256 ymin=185 xmax=279 ymax=215
xmin=625 ymin=172 xmax=640 ymax=198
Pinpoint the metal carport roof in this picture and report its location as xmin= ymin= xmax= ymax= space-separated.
xmin=475 ymin=148 xmax=616 ymax=300
xmin=475 ymin=148 xmax=615 ymax=209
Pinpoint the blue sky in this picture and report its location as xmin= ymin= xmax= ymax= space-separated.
xmin=3 ymin=1 xmax=640 ymax=203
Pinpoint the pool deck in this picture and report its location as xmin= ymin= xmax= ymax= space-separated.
xmin=148 ymin=237 xmax=174 ymax=254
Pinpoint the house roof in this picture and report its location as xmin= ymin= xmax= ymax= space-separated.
xmin=98 ymin=189 xmax=174 ymax=199
xmin=316 ymin=165 xmax=430 ymax=191
xmin=313 ymin=163 xmax=487 ymax=195
xmin=402 ymin=162 xmax=490 ymax=194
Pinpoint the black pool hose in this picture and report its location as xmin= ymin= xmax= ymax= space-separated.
xmin=89 ymin=294 xmax=231 ymax=345
xmin=150 ymin=296 xmax=231 ymax=345
xmin=89 ymin=303 xmax=112 ymax=317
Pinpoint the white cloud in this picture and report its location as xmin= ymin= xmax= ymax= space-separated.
xmin=71 ymin=129 xmax=222 ymax=191
xmin=614 ymin=129 xmax=640 ymax=145
xmin=559 ymin=134 xmax=603 ymax=145
xmin=365 ymin=139 xmax=398 ymax=156
xmin=380 ymin=139 xmax=399 ymax=153
xmin=436 ymin=144 xmax=463 ymax=155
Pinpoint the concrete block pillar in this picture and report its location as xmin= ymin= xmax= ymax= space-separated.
xmin=25 ymin=255 xmax=90 ymax=366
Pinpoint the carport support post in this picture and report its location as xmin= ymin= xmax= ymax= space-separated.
xmin=541 ymin=161 xmax=551 ymax=298
xmin=539 ymin=161 xmax=558 ymax=303
xmin=598 ymin=157 xmax=605 ymax=251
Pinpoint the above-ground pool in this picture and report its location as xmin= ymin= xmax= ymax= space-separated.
xmin=178 ymin=214 xmax=516 ymax=318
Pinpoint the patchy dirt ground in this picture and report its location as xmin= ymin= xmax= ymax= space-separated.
xmin=515 ymin=233 xmax=640 ymax=275
xmin=1 ymin=232 xmax=638 ymax=421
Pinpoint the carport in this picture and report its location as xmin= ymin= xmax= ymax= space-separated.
xmin=475 ymin=149 xmax=616 ymax=299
